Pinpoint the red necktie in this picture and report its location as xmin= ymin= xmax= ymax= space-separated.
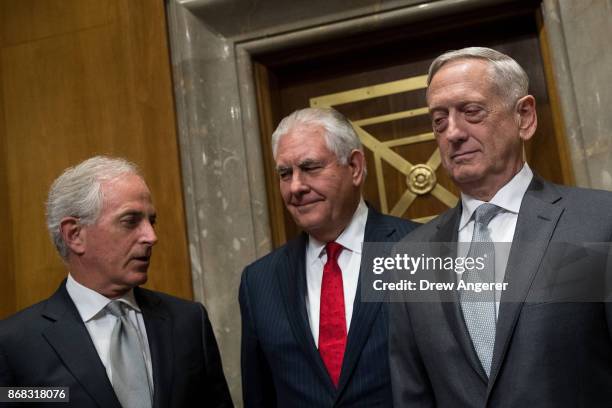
xmin=318 ymin=241 xmax=346 ymax=387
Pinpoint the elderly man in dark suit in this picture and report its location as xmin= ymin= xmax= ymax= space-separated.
xmin=389 ymin=47 xmax=612 ymax=407
xmin=0 ymin=156 xmax=233 ymax=408
xmin=240 ymin=108 xmax=417 ymax=407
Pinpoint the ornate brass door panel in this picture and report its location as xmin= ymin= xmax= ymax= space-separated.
xmin=311 ymin=75 xmax=457 ymax=223
xmin=254 ymin=7 xmax=572 ymax=246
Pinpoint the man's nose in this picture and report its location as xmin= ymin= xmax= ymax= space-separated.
xmin=142 ymin=221 xmax=158 ymax=246
xmin=289 ymin=170 xmax=310 ymax=195
xmin=445 ymin=113 xmax=468 ymax=143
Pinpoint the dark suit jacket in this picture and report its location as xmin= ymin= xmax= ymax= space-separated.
xmin=240 ymin=208 xmax=417 ymax=407
xmin=389 ymin=176 xmax=612 ymax=407
xmin=0 ymin=281 xmax=233 ymax=408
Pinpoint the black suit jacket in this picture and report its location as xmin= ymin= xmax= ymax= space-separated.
xmin=0 ymin=281 xmax=233 ymax=408
xmin=389 ymin=176 xmax=612 ymax=407
xmin=240 ymin=208 xmax=417 ymax=407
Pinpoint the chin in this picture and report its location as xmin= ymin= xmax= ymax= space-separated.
xmin=293 ymin=213 xmax=324 ymax=229
xmin=451 ymin=167 xmax=484 ymax=185
xmin=127 ymin=270 xmax=149 ymax=286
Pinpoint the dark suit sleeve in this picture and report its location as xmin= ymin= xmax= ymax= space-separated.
xmin=199 ymin=304 xmax=234 ymax=408
xmin=389 ymin=302 xmax=435 ymax=408
xmin=239 ymin=268 xmax=277 ymax=408
xmin=0 ymin=342 xmax=13 ymax=386
xmin=606 ymin=239 xmax=612 ymax=340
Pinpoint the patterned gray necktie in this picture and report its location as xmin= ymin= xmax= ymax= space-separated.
xmin=460 ymin=203 xmax=503 ymax=377
xmin=106 ymin=300 xmax=153 ymax=408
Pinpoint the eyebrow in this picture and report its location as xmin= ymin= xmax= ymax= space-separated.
xmin=118 ymin=210 xmax=156 ymax=220
xmin=429 ymin=107 xmax=446 ymax=114
xmin=299 ymin=159 xmax=322 ymax=167
xmin=276 ymin=159 xmax=323 ymax=172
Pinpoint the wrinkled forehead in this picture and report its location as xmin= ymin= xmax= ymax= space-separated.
xmin=99 ymin=173 xmax=153 ymax=207
xmin=427 ymin=58 xmax=500 ymax=101
xmin=431 ymin=57 xmax=496 ymax=82
xmin=275 ymin=125 xmax=331 ymax=162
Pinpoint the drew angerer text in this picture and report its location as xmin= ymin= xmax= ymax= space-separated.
xmin=373 ymin=279 xmax=508 ymax=293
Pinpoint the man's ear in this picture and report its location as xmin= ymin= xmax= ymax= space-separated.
xmin=516 ymin=95 xmax=537 ymax=141
xmin=59 ymin=217 xmax=86 ymax=255
xmin=348 ymin=149 xmax=366 ymax=187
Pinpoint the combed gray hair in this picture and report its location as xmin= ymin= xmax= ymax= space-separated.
xmin=46 ymin=156 xmax=140 ymax=259
xmin=271 ymin=108 xmax=364 ymax=165
xmin=427 ymin=47 xmax=529 ymax=106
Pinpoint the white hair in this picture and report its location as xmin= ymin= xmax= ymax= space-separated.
xmin=46 ymin=156 xmax=140 ymax=259
xmin=427 ymin=47 xmax=529 ymax=106
xmin=271 ymin=108 xmax=364 ymax=165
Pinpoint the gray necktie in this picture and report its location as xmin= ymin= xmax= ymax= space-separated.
xmin=106 ymin=300 xmax=153 ymax=408
xmin=460 ymin=203 xmax=503 ymax=377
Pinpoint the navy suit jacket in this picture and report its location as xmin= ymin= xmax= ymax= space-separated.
xmin=390 ymin=176 xmax=612 ymax=407
xmin=240 ymin=208 xmax=417 ymax=407
xmin=0 ymin=281 xmax=233 ymax=408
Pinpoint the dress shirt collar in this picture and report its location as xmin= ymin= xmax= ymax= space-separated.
xmin=459 ymin=163 xmax=533 ymax=231
xmin=307 ymin=199 xmax=368 ymax=262
xmin=66 ymin=273 xmax=141 ymax=322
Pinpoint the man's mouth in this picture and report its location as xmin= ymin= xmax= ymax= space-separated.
xmin=132 ymin=255 xmax=151 ymax=263
xmin=291 ymin=199 xmax=322 ymax=209
xmin=451 ymin=150 xmax=478 ymax=161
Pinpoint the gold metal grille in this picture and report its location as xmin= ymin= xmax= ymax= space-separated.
xmin=310 ymin=74 xmax=458 ymax=223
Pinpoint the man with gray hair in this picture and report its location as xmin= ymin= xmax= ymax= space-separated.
xmin=389 ymin=47 xmax=612 ymax=406
xmin=0 ymin=156 xmax=233 ymax=407
xmin=239 ymin=108 xmax=417 ymax=407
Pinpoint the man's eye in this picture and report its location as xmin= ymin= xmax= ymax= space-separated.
xmin=121 ymin=217 xmax=139 ymax=228
xmin=278 ymin=170 xmax=291 ymax=180
xmin=463 ymin=106 xmax=486 ymax=121
xmin=432 ymin=117 xmax=447 ymax=131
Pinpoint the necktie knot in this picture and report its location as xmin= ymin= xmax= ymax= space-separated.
xmin=106 ymin=300 xmax=127 ymax=318
xmin=325 ymin=242 xmax=343 ymax=262
xmin=474 ymin=203 xmax=503 ymax=227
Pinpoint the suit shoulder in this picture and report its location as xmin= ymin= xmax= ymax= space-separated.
xmin=0 ymin=299 xmax=50 ymax=343
xmin=556 ymin=183 xmax=612 ymax=203
xmin=399 ymin=208 xmax=455 ymax=242
xmin=378 ymin=213 xmax=419 ymax=232
xmin=137 ymin=288 xmax=201 ymax=309
xmin=135 ymin=288 xmax=209 ymax=325
xmin=242 ymin=241 xmax=291 ymax=277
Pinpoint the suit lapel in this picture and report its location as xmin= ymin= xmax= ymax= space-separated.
xmin=434 ymin=207 xmax=490 ymax=384
xmin=335 ymin=209 xmax=399 ymax=397
xmin=277 ymin=233 xmax=335 ymax=390
xmin=136 ymin=288 xmax=173 ymax=408
xmin=41 ymin=283 xmax=122 ymax=408
xmin=487 ymin=178 xmax=563 ymax=395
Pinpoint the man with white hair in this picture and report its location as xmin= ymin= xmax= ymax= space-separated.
xmin=389 ymin=47 xmax=612 ymax=407
xmin=240 ymin=108 xmax=417 ymax=407
xmin=0 ymin=156 xmax=233 ymax=407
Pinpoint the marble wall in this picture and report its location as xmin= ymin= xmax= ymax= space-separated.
xmin=166 ymin=0 xmax=612 ymax=404
xmin=542 ymin=0 xmax=612 ymax=189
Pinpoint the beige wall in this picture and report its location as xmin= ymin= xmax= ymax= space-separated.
xmin=0 ymin=0 xmax=192 ymax=317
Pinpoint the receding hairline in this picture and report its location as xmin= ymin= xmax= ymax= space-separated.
xmin=426 ymin=57 xmax=509 ymax=102
xmin=426 ymin=47 xmax=530 ymax=108
xmin=97 ymin=172 xmax=152 ymax=205
xmin=275 ymin=121 xmax=327 ymax=151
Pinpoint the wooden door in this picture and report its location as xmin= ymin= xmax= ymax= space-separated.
xmin=0 ymin=0 xmax=193 ymax=317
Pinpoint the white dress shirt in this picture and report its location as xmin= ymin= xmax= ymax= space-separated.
xmin=305 ymin=199 xmax=368 ymax=346
xmin=66 ymin=274 xmax=154 ymax=389
xmin=457 ymin=163 xmax=533 ymax=314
